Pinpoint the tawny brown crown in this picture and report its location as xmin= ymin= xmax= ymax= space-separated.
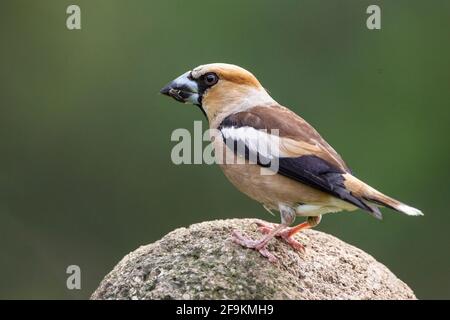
xmin=191 ymin=63 xmax=262 ymax=88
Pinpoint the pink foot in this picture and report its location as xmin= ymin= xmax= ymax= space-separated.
xmin=277 ymin=229 xmax=306 ymax=252
xmin=255 ymin=221 xmax=305 ymax=253
xmin=254 ymin=220 xmax=275 ymax=234
xmin=231 ymin=230 xmax=278 ymax=262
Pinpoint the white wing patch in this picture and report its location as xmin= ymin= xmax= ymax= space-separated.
xmin=220 ymin=126 xmax=286 ymax=160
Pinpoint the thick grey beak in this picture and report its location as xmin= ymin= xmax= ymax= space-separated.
xmin=160 ymin=71 xmax=200 ymax=105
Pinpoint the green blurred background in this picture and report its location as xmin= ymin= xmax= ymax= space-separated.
xmin=0 ymin=0 xmax=449 ymax=299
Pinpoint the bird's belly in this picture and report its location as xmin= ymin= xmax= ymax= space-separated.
xmin=219 ymin=162 xmax=332 ymax=209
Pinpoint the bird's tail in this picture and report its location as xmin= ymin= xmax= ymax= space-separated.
xmin=343 ymin=174 xmax=423 ymax=217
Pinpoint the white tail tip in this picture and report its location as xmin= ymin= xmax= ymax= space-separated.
xmin=397 ymin=204 xmax=424 ymax=216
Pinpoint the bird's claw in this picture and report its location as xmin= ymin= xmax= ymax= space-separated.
xmin=231 ymin=230 xmax=278 ymax=262
xmin=231 ymin=230 xmax=259 ymax=248
xmin=254 ymin=220 xmax=275 ymax=234
xmin=280 ymin=233 xmax=306 ymax=253
xmin=256 ymin=246 xmax=278 ymax=262
xmin=254 ymin=222 xmax=306 ymax=253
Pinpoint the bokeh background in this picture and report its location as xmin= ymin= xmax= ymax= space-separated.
xmin=1 ymin=0 xmax=449 ymax=299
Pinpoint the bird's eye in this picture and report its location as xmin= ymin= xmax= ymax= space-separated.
xmin=204 ymin=73 xmax=219 ymax=86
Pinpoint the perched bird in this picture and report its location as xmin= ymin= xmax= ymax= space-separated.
xmin=160 ymin=63 xmax=423 ymax=262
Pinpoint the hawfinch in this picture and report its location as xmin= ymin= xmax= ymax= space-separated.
xmin=161 ymin=63 xmax=423 ymax=262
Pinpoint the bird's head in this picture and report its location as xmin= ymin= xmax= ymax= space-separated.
xmin=160 ymin=63 xmax=275 ymax=123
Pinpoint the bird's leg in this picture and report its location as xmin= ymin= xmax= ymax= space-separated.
xmin=257 ymin=215 xmax=322 ymax=252
xmin=232 ymin=204 xmax=296 ymax=262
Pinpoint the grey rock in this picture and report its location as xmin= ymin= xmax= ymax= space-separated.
xmin=91 ymin=219 xmax=416 ymax=300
